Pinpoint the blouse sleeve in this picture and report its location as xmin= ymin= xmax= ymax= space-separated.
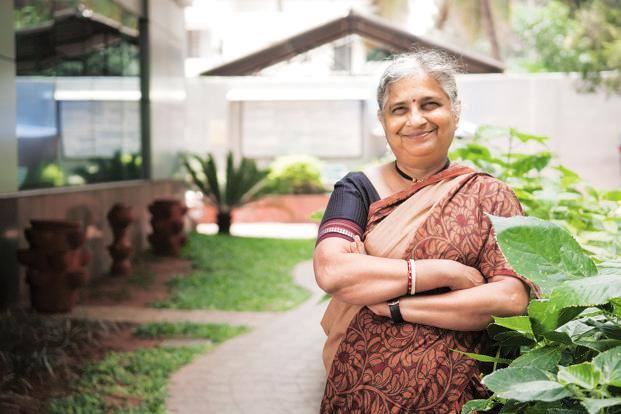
xmin=477 ymin=178 xmax=542 ymax=297
xmin=316 ymin=173 xmax=372 ymax=245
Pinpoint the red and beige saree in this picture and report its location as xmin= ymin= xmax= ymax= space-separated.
xmin=319 ymin=164 xmax=538 ymax=413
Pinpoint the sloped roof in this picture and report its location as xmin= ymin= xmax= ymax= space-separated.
xmin=202 ymin=9 xmax=504 ymax=76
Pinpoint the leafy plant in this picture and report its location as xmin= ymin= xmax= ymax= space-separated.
xmin=450 ymin=126 xmax=620 ymax=261
xmin=461 ymin=215 xmax=621 ymax=414
xmin=260 ymin=154 xmax=326 ymax=195
xmin=513 ymin=0 xmax=621 ymax=94
xmin=182 ymin=151 xmax=268 ymax=234
xmin=72 ymin=150 xmax=142 ymax=184
xmin=19 ymin=161 xmax=66 ymax=190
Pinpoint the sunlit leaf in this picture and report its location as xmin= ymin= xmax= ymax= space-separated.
xmin=557 ymin=362 xmax=600 ymax=389
xmin=482 ymin=367 xmax=570 ymax=402
xmin=490 ymin=215 xmax=597 ymax=294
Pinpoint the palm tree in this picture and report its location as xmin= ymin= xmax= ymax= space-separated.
xmin=435 ymin=0 xmax=511 ymax=61
xmin=183 ymin=151 xmax=268 ymax=234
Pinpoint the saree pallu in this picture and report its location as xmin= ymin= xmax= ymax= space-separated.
xmin=320 ymin=165 xmax=538 ymax=414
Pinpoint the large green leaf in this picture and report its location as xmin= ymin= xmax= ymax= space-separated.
xmin=493 ymin=316 xmax=533 ymax=334
xmin=550 ymin=275 xmax=621 ymax=308
xmin=581 ymin=398 xmax=621 ymax=414
xmin=528 ymin=300 xmax=585 ymax=337
xmin=489 ymin=215 xmax=597 ymax=295
xmin=557 ymin=362 xmax=600 ymax=389
xmin=482 ymin=367 xmax=570 ymax=402
xmin=592 ymin=346 xmax=621 ymax=386
xmin=510 ymin=346 xmax=562 ymax=371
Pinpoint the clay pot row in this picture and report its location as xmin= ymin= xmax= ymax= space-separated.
xmin=17 ymin=198 xmax=187 ymax=313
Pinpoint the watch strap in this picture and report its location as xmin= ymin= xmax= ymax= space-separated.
xmin=388 ymin=298 xmax=404 ymax=324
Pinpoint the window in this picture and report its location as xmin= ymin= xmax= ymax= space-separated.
xmin=15 ymin=0 xmax=143 ymax=190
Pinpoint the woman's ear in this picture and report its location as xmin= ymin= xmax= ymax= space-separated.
xmin=377 ymin=110 xmax=385 ymax=127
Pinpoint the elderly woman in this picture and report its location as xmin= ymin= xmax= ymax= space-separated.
xmin=314 ymin=51 xmax=538 ymax=413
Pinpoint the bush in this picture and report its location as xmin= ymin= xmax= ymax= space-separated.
xmin=462 ymin=215 xmax=621 ymax=414
xmin=261 ymin=155 xmax=326 ymax=195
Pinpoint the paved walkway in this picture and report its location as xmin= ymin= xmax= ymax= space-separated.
xmin=71 ymin=260 xmax=329 ymax=413
xmin=166 ymin=260 xmax=328 ymax=413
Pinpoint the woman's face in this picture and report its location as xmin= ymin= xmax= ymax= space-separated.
xmin=378 ymin=72 xmax=458 ymax=168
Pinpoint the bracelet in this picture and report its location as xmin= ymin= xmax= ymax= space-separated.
xmin=406 ymin=260 xmax=412 ymax=295
xmin=409 ymin=259 xmax=417 ymax=295
xmin=388 ymin=298 xmax=404 ymax=324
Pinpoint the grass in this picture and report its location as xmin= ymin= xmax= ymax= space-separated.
xmin=151 ymin=232 xmax=315 ymax=311
xmin=0 ymin=310 xmax=122 ymax=395
xmin=48 ymin=322 xmax=248 ymax=413
xmin=133 ymin=322 xmax=249 ymax=342
xmin=47 ymin=345 xmax=208 ymax=414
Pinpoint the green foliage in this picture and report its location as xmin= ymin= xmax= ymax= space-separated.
xmin=72 ymin=151 xmax=142 ymax=184
xmin=151 ymin=232 xmax=314 ymax=311
xmin=19 ymin=161 xmax=66 ymax=190
xmin=459 ymin=214 xmax=621 ymax=413
xmin=183 ymin=151 xmax=269 ymax=233
xmin=133 ymin=322 xmax=249 ymax=343
xmin=48 ymin=345 xmax=207 ymax=414
xmin=260 ymin=154 xmax=326 ymax=195
xmin=0 ymin=310 xmax=121 ymax=396
xmin=453 ymin=128 xmax=621 ymax=411
xmin=513 ymin=0 xmax=621 ymax=94
xmin=450 ymin=126 xmax=621 ymax=261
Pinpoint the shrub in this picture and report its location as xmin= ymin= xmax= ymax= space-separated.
xmin=261 ymin=155 xmax=326 ymax=195
xmin=462 ymin=215 xmax=621 ymax=414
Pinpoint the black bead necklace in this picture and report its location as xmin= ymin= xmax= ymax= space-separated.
xmin=394 ymin=159 xmax=450 ymax=183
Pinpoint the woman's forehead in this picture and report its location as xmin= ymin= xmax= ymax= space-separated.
xmin=386 ymin=74 xmax=447 ymax=103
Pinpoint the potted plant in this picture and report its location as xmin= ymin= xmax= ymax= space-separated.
xmin=183 ymin=151 xmax=268 ymax=234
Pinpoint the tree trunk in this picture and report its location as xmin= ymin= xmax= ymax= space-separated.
xmin=217 ymin=211 xmax=232 ymax=234
xmin=480 ymin=0 xmax=502 ymax=61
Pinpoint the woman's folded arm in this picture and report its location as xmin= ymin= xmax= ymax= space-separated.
xmin=368 ymin=275 xmax=530 ymax=331
xmin=313 ymin=237 xmax=485 ymax=306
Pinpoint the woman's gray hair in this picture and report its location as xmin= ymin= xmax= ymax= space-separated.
xmin=377 ymin=50 xmax=462 ymax=115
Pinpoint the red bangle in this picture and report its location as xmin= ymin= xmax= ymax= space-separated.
xmin=406 ymin=259 xmax=413 ymax=295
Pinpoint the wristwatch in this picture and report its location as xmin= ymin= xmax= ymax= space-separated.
xmin=388 ymin=298 xmax=404 ymax=324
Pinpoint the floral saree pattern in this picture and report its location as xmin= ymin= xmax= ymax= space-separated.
xmin=320 ymin=172 xmax=533 ymax=413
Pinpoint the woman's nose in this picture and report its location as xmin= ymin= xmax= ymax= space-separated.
xmin=406 ymin=109 xmax=425 ymax=126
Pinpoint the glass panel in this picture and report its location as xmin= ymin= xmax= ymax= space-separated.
xmin=14 ymin=0 xmax=142 ymax=190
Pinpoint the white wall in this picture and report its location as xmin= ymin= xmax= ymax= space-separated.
xmin=185 ymin=73 xmax=621 ymax=189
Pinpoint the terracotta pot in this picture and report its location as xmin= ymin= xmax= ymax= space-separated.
xmin=107 ymin=204 xmax=134 ymax=276
xmin=148 ymin=198 xmax=187 ymax=256
xmin=17 ymin=220 xmax=90 ymax=313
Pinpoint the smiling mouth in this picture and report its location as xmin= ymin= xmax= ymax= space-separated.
xmin=401 ymin=129 xmax=436 ymax=139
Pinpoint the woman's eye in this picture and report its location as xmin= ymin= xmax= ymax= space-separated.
xmin=422 ymin=102 xmax=439 ymax=110
xmin=392 ymin=107 xmax=406 ymax=114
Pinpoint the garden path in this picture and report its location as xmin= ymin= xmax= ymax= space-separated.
xmin=166 ymin=259 xmax=328 ymax=414
xmin=71 ymin=259 xmax=328 ymax=413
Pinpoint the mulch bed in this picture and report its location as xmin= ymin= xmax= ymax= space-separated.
xmin=80 ymin=254 xmax=192 ymax=307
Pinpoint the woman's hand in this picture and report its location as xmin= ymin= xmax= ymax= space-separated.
xmin=345 ymin=235 xmax=367 ymax=255
xmin=416 ymin=259 xmax=485 ymax=291
xmin=367 ymin=302 xmax=389 ymax=317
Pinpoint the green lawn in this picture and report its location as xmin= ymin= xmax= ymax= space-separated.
xmin=48 ymin=322 xmax=247 ymax=414
xmin=152 ymin=233 xmax=315 ymax=311
xmin=133 ymin=322 xmax=249 ymax=342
